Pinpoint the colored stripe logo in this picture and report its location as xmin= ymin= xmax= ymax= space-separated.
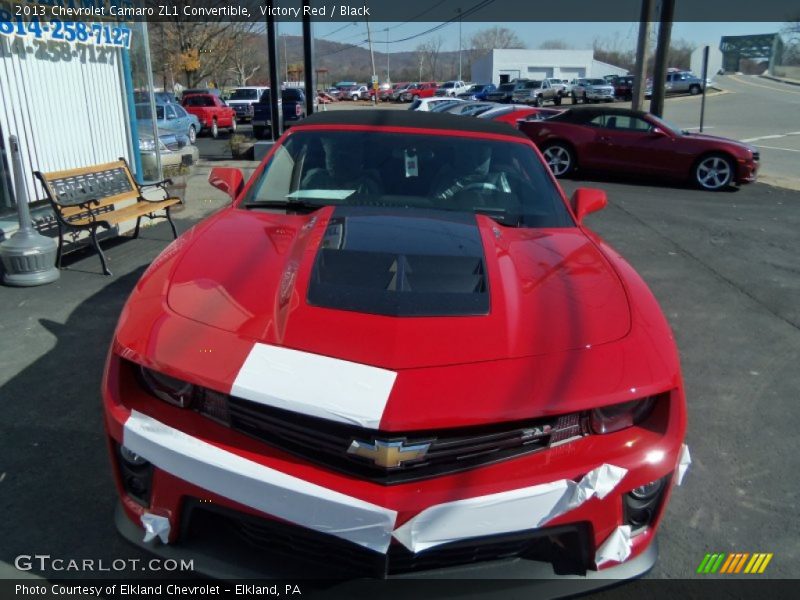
xmin=696 ymin=553 xmax=773 ymax=574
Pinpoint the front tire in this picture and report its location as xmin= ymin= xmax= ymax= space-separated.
xmin=188 ymin=125 xmax=197 ymax=144
xmin=534 ymin=95 xmax=543 ymax=107
xmin=694 ymin=154 xmax=734 ymax=190
xmin=689 ymin=84 xmax=701 ymax=95
xmin=230 ymin=119 xmax=237 ymax=134
xmin=541 ymin=142 xmax=575 ymax=178
xmin=554 ymin=95 xmax=562 ymax=106
xmin=210 ymin=119 xmax=219 ymax=139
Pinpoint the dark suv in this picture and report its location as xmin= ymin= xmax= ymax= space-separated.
xmin=485 ymin=82 xmax=518 ymax=103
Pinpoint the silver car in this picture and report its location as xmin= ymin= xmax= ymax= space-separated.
xmin=584 ymin=78 xmax=616 ymax=103
xmin=665 ymin=71 xmax=705 ymax=95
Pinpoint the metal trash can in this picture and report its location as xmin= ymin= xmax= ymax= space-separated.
xmin=0 ymin=135 xmax=60 ymax=286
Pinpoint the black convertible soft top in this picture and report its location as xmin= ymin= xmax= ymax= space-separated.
xmin=296 ymin=109 xmax=531 ymax=140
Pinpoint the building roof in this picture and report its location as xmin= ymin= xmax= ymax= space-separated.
xmin=297 ymin=109 xmax=530 ymax=140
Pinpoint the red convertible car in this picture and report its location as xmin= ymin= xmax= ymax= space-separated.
xmin=103 ymin=111 xmax=689 ymax=586
xmin=518 ymin=107 xmax=759 ymax=190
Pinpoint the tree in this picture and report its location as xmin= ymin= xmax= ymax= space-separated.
xmin=539 ymin=40 xmax=571 ymax=50
xmin=228 ymin=31 xmax=264 ymax=87
xmin=465 ymin=27 xmax=526 ymax=79
xmin=415 ymin=36 xmax=444 ymax=80
xmin=147 ymin=3 xmax=259 ymax=90
xmin=782 ymin=18 xmax=800 ymax=65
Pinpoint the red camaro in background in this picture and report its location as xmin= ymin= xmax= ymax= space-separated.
xmin=103 ymin=111 xmax=689 ymax=587
xmin=181 ymin=94 xmax=237 ymax=139
xmin=518 ymin=107 xmax=759 ymax=190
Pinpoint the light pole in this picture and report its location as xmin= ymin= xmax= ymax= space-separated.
xmin=458 ymin=7 xmax=462 ymax=81
xmin=366 ymin=17 xmax=377 ymax=105
xmin=282 ymin=33 xmax=289 ymax=84
xmin=385 ymin=28 xmax=390 ymax=83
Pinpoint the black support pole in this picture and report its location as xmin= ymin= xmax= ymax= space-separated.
xmin=649 ymin=0 xmax=675 ymax=118
xmin=266 ymin=12 xmax=282 ymax=140
xmin=302 ymin=0 xmax=314 ymax=116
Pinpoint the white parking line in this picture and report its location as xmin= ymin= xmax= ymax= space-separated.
xmin=755 ymin=145 xmax=800 ymax=153
xmin=742 ymin=132 xmax=800 ymax=143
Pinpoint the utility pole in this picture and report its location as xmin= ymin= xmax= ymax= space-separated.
xmin=419 ymin=54 xmax=424 ymax=81
xmin=649 ymin=0 xmax=675 ymax=117
xmin=386 ymin=28 xmax=390 ymax=83
xmin=457 ymin=7 xmax=463 ymax=81
xmin=366 ymin=16 xmax=377 ymax=105
xmin=282 ymin=34 xmax=289 ymax=84
xmin=631 ymin=0 xmax=653 ymax=111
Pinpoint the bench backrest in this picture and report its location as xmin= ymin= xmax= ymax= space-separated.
xmin=36 ymin=160 xmax=139 ymax=218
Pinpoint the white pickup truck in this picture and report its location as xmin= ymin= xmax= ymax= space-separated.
xmin=435 ymin=81 xmax=470 ymax=97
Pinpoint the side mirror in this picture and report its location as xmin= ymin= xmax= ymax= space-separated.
xmin=571 ymin=188 xmax=607 ymax=224
xmin=208 ymin=167 xmax=244 ymax=202
xmin=651 ymin=126 xmax=667 ymax=136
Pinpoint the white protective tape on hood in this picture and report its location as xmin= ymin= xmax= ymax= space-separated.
xmin=124 ymin=410 xmax=397 ymax=553
xmin=594 ymin=525 xmax=633 ymax=566
xmin=675 ymin=443 xmax=691 ymax=486
xmin=140 ymin=513 xmax=171 ymax=544
xmin=230 ymin=343 xmax=397 ymax=429
xmin=392 ymin=464 xmax=627 ymax=553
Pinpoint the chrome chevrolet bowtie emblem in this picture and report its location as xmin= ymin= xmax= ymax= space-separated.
xmin=347 ymin=439 xmax=431 ymax=469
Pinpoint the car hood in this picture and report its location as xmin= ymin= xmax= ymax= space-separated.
xmin=681 ymin=132 xmax=755 ymax=151
xmin=167 ymin=207 xmax=631 ymax=369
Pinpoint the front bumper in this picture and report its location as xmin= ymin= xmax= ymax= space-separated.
xmin=116 ymin=501 xmax=658 ymax=589
xmin=736 ymin=158 xmax=759 ymax=184
xmin=586 ymin=91 xmax=615 ymax=101
xmin=105 ymin=355 xmax=686 ymax=582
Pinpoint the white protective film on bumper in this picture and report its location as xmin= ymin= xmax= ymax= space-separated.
xmin=392 ymin=464 xmax=627 ymax=553
xmin=675 ymin=444 xmax=691 ymax=486
xmin=140 ymin=513 xmax=171 ymax=544
xmin=594 ymin=525 xmax=633 ymax=566
xmin=230 ymin=343 xmax=397 ymax=428
xmin=123 ymin=410 xmax=398 ymax=553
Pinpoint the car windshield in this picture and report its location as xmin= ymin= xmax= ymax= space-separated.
xmin=497 ymin=83 xmax=515 ymax=91
xmin=241 ymin=130 xmax=572 ymax=228
xmin=649 ymin=114 xmax=685 ymax=135
xmin=525 ymin=81 xmax=542 ymax=88
xmin=588 ymin=79 xmax=607 ymax=85
xmin=135 ymin=104 xmax=164 ymax=120
xmin=230 ymin=89 xmax=259 ymax=100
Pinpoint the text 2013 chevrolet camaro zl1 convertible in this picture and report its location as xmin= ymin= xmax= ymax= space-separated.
xmin=102 ymin=111 xmax=690 ymax=585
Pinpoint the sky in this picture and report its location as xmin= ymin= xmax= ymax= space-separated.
xmin=275 ymin=21 xmax=788 ymax=54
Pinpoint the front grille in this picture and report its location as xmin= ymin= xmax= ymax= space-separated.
xmin=183 ymin=499 xmax=590 ymax=578
xmin=226 ymin=397 xmax=583 ymax=484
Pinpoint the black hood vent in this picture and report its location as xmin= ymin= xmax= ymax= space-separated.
xmin=307 ymin=208 xmax=489 ymax=317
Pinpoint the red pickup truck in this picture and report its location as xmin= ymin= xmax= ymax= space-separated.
xmin=181 ymin=94 xmax=236 ymax=138
xmin=401 ymin=81 xmax=438 ymax=102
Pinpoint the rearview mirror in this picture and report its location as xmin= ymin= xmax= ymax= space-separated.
xmin=208 ymin=167 xmax=244 ymax=202
xmin=571 ymin=188 xmax=607 ymax=223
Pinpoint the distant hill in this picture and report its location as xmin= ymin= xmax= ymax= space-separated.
xmin=246 ymin=35 xmax=475 ymax=86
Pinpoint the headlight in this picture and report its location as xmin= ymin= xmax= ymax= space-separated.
xmin=589 ymin=397 xmax=656 ymax=434
xmin=139 ymin=366 xmax=194 ymax=408
xmin=139 ymin=138 xmax=156 ymax=152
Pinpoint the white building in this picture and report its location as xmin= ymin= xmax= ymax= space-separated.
xmin=471 ymin=49 xmax=627 ymax=84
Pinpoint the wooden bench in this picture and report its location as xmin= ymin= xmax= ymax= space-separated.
xmin=34 ymin=158 xmax=181 ymax=275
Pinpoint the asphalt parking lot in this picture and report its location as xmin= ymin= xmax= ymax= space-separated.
xmin=1 ymin=175 xmax=798 ymax=590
